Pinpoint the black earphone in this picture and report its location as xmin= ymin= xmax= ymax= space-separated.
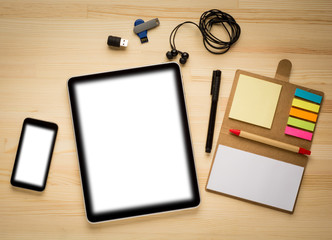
xmin=166 ymin=9 xmax=241 ymax=65
xmin=166 ymin=49 xmax=189 ymax=64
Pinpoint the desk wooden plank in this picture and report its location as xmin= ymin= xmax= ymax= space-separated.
xmin=0 ymin=0 xmax=332 ymax=239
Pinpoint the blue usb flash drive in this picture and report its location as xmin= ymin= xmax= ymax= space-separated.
xmin=134 ymin=19 xmax=148 ymax=43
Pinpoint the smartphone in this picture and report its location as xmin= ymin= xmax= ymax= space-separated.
xmin=10 ymin=118 xmax=58 ymax=191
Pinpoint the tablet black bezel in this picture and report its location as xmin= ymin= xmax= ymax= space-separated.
xmin=10 ymin=118 xmax=58 ymax=192
xmin=68 ymin=62 xmax=200 ymax=223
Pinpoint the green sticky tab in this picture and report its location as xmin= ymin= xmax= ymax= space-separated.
xmin=287 ymin=116 xmax=315 ymax=132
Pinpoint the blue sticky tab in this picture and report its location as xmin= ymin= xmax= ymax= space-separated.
xmin=134 ymin=19 xmax=148 ymax=43
xmin=295 ymin=88 xmax=322 ymax=104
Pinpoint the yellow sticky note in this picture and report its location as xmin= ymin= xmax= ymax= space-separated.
xmin=229 ymin=74 xmax=282 ymax=129
xmin=292 ymin=98 xmax=320 ymax=113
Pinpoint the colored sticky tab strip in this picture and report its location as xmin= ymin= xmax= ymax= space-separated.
xmin=289 ymin=107 xmax=317 ymax=122
xmin=285 ymin=126 xmax=313 ymax=141
xmin=287 ymin=116 xmax=315 ymax=131
xmin=295 ymin=88 xmax=322 ymax=104
xmin=292 ymin=98 xmax=320 ymax=113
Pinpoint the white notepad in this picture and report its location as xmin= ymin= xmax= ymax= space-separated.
xmin=207 ymin=145 xmax=304 ymax=212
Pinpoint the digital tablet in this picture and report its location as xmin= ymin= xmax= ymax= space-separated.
xmin=68 ymin=62 xmax=200 ymax=223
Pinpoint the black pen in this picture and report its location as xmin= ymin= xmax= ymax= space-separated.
xmin=205 ymin=70 xmax=221 ymax=153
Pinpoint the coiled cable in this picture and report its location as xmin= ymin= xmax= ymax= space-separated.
xmin=169 ymin=9 xmax=241 ymax=54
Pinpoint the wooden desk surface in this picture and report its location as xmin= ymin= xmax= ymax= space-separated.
xmin=1 ymin=0 xmax=332 ymax=239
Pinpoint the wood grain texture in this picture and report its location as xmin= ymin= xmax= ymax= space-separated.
xmin=0 ymin=0 xmax=331 ymax=239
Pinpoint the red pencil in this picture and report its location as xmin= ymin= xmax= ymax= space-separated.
xmin=229 ymin=129 xmax=311 ymax=155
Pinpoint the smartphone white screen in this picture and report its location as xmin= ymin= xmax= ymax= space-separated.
xmin=13 ymin=124 xmax=55 ymax=187
xmin=74 ymin=68 xmax=194 ymax=214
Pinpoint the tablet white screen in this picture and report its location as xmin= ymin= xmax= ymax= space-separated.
xmin=73 ymin=68 xmax=193 ymax=214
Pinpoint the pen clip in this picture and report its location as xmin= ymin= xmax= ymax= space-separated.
xmin=211 ymin=70 xmax=217 ymax=95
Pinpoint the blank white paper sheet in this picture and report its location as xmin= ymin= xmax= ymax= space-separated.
xmin=207 ymin=145 xmax=304 ymax=212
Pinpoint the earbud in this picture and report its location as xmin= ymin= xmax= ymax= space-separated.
xmin=166 ymin=51 xmax=173 ymax=59
xmin=166 ymin=48 xmax=189 ymax=64
xmin=179 ymin=52 xmax=189 ymax=64
xmin=171 ymin=49 xmax=178 ymax=57
xmin=166 ymin=49 xmax=179 ymax=60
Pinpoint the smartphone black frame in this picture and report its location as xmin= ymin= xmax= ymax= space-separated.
xmin=10 ymin=118 xmax=58 ymax=192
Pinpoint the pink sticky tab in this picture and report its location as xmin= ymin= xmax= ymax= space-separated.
xmin=285 ymin=126 xmax=313 ymax=141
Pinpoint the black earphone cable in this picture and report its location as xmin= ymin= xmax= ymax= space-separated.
xmin=169 ymin=21 xmax=200 ymax=54
xmin=169 ymin=9 xmax=241 ymax=55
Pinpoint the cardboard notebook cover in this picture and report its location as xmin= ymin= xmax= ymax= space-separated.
xmin=206 ymin=59 xmax=324 ymax=212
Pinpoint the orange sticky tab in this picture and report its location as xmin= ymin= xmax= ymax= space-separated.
xmin=289 ymin=107 xmax=318 ymax=122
